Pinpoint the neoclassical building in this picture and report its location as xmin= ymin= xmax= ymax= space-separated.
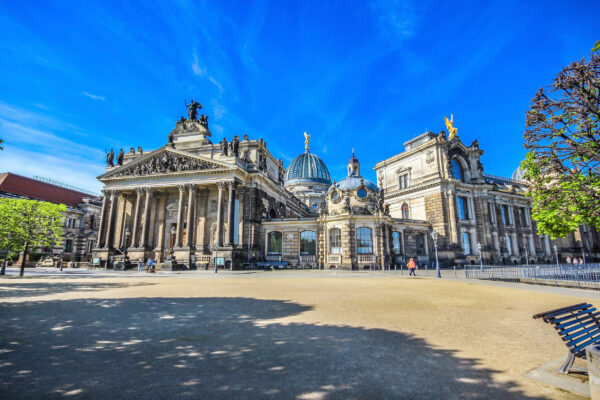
xmin=93 ymin=105 xmax=599 ymax=269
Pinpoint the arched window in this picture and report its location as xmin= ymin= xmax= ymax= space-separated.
xmin=401 ymin=203 xmax=409 ymax=219
xmin=392 ymin=231 xmax=402 ymax=254
xmin=267 ymin=231 xmax=282 ymax=255
xmin=329 ymin=228 xmax=341 ymax=254
xmin=451 ymin=158 xmax=464 ymax=181
xmin=356 ymin=227 xmax=373 ymax=254
xmin=300 ymin=230 xmax=316 ymax=255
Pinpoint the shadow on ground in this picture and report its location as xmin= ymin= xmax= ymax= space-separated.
xmin=0 ymin=282 xmax=155 ymax=299
xmin=0 ymin=297 xmax=543 ymax=399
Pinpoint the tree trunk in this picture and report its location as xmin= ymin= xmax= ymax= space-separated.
xmin=19 ymin=242 xmax=28 ymax=277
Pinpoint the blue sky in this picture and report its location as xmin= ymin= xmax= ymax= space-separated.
xmin=0 ymin=0 xmax=598 ymax=193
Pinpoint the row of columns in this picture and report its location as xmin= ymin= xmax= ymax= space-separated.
xmin=95 ymin=180 xmax=239 ymax=252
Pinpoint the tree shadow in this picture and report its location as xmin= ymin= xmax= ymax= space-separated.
xmin=0 ymin=297 xmax=544 ymax=399
xmin=0 ymin=282 xmax=156 ymax=299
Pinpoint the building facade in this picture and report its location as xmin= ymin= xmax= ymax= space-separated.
xmin=93 ymin=105 xmax=599 ymax=270
xmin=0 ymin=173 xmax=102 ymax=261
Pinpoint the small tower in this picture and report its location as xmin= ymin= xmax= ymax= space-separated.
xmin=347 ymin=149 xmax=360 ymax=177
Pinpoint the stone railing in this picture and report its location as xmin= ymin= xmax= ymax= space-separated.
xmin=358 ymin=255 xmax=375 ymax=264
xmin=327 ymin=255 xmax=342 ymax=264
xmin=299 ymin=255 xmax=316 ymax=264
xmin=195 ymin=255 xmax=211 ymax=264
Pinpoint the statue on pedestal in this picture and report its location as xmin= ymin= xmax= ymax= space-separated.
xmin=116 ymin=149 xmax=124 ymax=166
xmin=199 ymin=114 xmax=209 ymax=128
xmin=106 ymin=149 xmax=114 ymax=167
xmin=444 ymin=114 xmax=458 ymax=140
xmin=185 ymin=99 xmax=202 ymax=121
xmin=231 ymin=135 xmax=240 ymax=157
xmin=220 ymin=137 xmax=229 ymax=156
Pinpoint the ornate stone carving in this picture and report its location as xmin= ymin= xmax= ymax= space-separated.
xmin=425 ymin=150 xmax=435 ymax=166
xmin=109 ymin=151 xmax=222 ymax=177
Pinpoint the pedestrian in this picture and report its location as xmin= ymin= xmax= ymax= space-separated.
xmin=407 ymin=257 xmax=417 ymax=277
xmin=59 ymin=258 xmax=63 ymax=271
xmin=67 ymin=260 xmax=73 ymax=269
xmin=146 ymin=258 xmax=154 ymax=273
xmin=573 ymin=257 xmax=579 ymax=266
xmin=137 ymin=258 xmax=143 ymax=272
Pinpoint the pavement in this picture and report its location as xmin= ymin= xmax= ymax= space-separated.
xmin=0 ymin=268 xmax=597 ymax=399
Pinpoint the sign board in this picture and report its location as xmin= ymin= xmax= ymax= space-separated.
xmin=92 ymin=257 xmax=101 ymax=265
xmin=215 ymin=257 xmax=225 ymax=267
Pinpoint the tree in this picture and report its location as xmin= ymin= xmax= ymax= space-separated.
xmin=0 ymin=198 xmax=66 ymax=276
xmin=521 ymin=53 xmax=600 ymax=238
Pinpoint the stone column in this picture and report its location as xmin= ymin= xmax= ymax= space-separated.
xmin=175 ymin=185 xmax=186 ymax=247
xmin=154 ymin=196 xmax=167 ymax=253
xmin=196 ymin=189 xmax=209 ymax=250
xmin=185 ymin=184 xmax=196 ymax=247
xmin=116 ymin=193 xmax=128 ymax=249
xmin=96 ymin=191 xmax=109 ymax=248
xmin=446 ymin=187 xmax=458 ymax=244
xmin=225 ymin=181 xmax=236 ymax=246
xmin=105 ymin=190 xmax=119 ymax=249
xmin=131 ymin=188 xmax=143 ymax=248
xmin=215 ymin=182 xmax=226 ymax=247
xmin=140 ymin=188 xmax=153 ymax=249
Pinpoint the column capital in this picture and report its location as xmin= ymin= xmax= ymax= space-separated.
xmin=144 ymin=187 xmax=154 ymax=195
xmin=226 ymin=180 xmax=238 ymax=190
xmin=135 ymin=188 xmax=144 ymax=195
xmin=216 ymin=181 xmax=227 ymax=190
xmin=177 ymin=184 xmax=186 ymax=192
xmin=185 ymin=183 xmax=196 ymax=191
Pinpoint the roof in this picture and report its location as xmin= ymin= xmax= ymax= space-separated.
xmin=0 ymin=173 xmax=95 ymax=206
xmin=329 ymin=176 xmax=379 ymax=192
xmin=284 ymin=151 xmax=331 ymax=186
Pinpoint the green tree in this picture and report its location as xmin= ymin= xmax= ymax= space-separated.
xmin=521 ymin=53 xmax=600 ymax=238
xmin=0 ymin=198 xmax=66 ymax=276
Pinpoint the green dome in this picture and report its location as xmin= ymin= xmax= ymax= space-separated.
xmin=285 ymin=151 xmax=331 ymax=186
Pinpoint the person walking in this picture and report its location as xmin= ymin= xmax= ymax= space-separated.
xmin=146 ymin=258 xmax=154 ymax=273
xmin=59 ymin=258 xmax=63 ymax=272
xmin=137 ymin=258 xmax=143 ymax=272
xmin=407 ymin=257 xmax=417 ymax=277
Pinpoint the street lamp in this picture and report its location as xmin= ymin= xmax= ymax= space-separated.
xmin=477 ymin=242 xmax=483 ymax=271
xmin=431 ymin=230 xmax=440 ymax=278
xmin=169 ymin=225 xmax=177 ymax=257
xmin=553 ymin=244 xmax=559 ymax=266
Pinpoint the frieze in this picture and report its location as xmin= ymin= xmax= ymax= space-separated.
xmin=108 ymin=151 xmax=222 ymax=178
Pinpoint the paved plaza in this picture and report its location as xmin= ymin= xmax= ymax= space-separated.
xmin=1 ymin=270 xmax=598 ymax=399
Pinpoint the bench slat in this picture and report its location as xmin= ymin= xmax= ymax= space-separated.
xmin=533 ymin=303 xmax=588 ymax=319
xmin=548 ymin=307 xmax=596 ymax=324
xmin=572 ymin=333 xmax=600 ymax=354
xmin=564 ymin=326 xmax=600 ymax=342
xmin=560 ymin=320 xmax=600 ymax=337
xmin=557 ymin=312 xmax=600 ymax=330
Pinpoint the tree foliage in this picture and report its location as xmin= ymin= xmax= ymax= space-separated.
xmin=522 ymin=54 xmax=600 ymax=238
xmin=0 ymin=198 xmax=66 ymax=276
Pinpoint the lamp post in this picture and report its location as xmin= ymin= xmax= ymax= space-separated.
xmin=553 ymin=244 xmax=559 ymax=266
xmin=431 ymin=230 xmax=440 ymax=278
xmin=169 ymin=225 xmax=176 ymax=258
xmin=477 ymin=242 xmax=483 ymax=271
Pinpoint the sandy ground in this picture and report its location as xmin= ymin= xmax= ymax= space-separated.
xmin=0 ymin=271 xmax=598 ymax=399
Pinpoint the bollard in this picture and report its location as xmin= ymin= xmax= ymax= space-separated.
xmin=587 ymin=344 xmax=600 ymax=399
xmin=454 ymin=265 xmax=456 ymax=279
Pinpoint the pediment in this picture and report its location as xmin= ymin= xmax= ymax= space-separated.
xmin=99 ymin=147 xmax=230 ymax=180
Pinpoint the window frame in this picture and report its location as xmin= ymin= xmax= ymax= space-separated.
xmin=451 ymin=158 xmax=464 ymax=182
xmin=356 ymin=227 xmax=373 ymax=254
xmin=328 ymin=228 xmax=342 ymax=254
xmin=401 ymin=203 xmax=410 ymax=219
xmin=300 ymin=230 xmax=317 ymax=255
xmin=267 ymin=231 xmax=283 ymax=255
xmin=462 ymin=232 xmax=472 ymax=255
xmin=457 ymin=197 xmax=470 ymax=220
xmin=392 ymin=231 xmax=402 ymax=255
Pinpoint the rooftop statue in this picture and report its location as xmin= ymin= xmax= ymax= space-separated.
xmin=444 ymin=114 xmax=458 ymax=140
xmin=199 ymin=114 xmax=209 ymax=128
xmin=116 ymin=149 xmax=124 ymax=166
xmin=184 ymin=99 xmax=202 ymax=121
xmin=304 ymin=132 xmax=311 ymax=151
xmin=106 ymin=149 xmax=114 ymax=167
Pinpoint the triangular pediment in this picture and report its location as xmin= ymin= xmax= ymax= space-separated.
xmin=99 ymin=147 xmax=231 ymax=180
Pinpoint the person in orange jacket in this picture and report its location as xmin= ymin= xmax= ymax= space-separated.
xmin=407 ymin=258 xmax=417 ymax=276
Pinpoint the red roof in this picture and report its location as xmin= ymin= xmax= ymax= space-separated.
xmin=0 ymin=173 xmax=92 ymax=207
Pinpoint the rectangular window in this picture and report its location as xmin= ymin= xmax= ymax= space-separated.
xmin=501 ymin=205 xmax=510 ymax=225
xmin=519 ymin=208 xmax=527 ymax=226
xmin=64 ymin=239 xmax=73 ymax=253
xmin=457 ymin=197 xmax=469 ymax=220
xmin=329 ymin=229 xmax=341 ymax=254
xmin=300 ymin=231 xmax=316 ymax=255
xmin=399 ymin=174 xmax=409 ymax=189
xmin=267 ymin=232 xmax=282 ymax=255
xmin=356 ymin=228 xmax=373 ymax=254
xmin=462 ymin=232 xmax=471 ymax=255
xmin=416 ymin=233 xmax=426 ymax=255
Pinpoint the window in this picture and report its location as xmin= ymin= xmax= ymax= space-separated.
xmin=300 ymin=231 xmax=316 ymax=255
xmin=457 ymin=197 xmax=469 ymax=220
xmin=416 ymin=233 xmax=426 ymax=255
xmin=329 ymin=228 xmax=341 ymax=254
xmin=451 ymin=159 xmax=464 ymax=181
xmin=357 ymin=188 xmax=367 ymax=198
xmin=267 ymin=231 xmax=282 ymax=255
xmin=519 ymin=208 xmax=527 ymax=226
xmin=312 ymin=203 xmax=318 ymax=210
xmin=462 ymin=232 xmax=472 ymax=255
xmin=401 ymin=203 xmax=410 ymax=219
xmin=501 ymin=205 xmax=510 ymax=225
xmin=399 ymin=174 xmax=409 ymax=189
xmin=356 ymin=227 xmax=373 ymax=254
xmin=392 ymin=231 xmax=402 ymax=254
xmin=505 ymin=235 xmax=512 ymax=255
xmin=87 ymin=241 xmax=93 ymax=253
xmin=210 ymin=200 xmax=217 ymax=213
xmin=64 ymin=239 xmax=73 ymax=253
xmin=89 ymin=215 xmax=95 ymax=229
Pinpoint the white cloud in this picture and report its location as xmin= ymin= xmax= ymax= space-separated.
xmin=210 ymin=99 xmax=227 ymax=120
xmin=82 ymin=91 xmax=106 ymax=101
xmin=191 ymin=53 xmax=206 ymax=77
xmin=370 ymin=0 xmax=419 ymax=40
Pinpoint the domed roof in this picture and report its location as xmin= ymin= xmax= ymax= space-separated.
xmin=512 ymin=166 xmax=526 ymax=182
xmin=285 ymin=151 xmax=331 ymax=186
xmin=329 ymin=176 xmax=379 ymax=192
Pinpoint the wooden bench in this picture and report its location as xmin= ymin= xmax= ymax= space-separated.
xmin=533 ymin=302 xmax=600 ymax=374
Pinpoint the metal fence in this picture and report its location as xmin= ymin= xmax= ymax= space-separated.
xmin=465 ymin=263 xmax=600 ymax=289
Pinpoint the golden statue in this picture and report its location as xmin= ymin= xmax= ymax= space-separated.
xmin=444 ymin=114 xmax=458 ymax=140
xmin=304 ymin=131 xmax=311 ymax=151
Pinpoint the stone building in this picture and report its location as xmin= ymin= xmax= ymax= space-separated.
xmin=94 ymin=105 xmax=599 ymax=270
xmin=0 ymin=173 xmax=102 ymax=261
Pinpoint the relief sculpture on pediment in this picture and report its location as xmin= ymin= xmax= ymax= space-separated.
xmin=110 ymin=151 xmax=221 ymax=178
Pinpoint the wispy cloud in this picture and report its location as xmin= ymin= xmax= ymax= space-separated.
xmin=82 ymin=91 xmax=105 ymax=101
xmin=369 ymin=0 xmax=420 ymax=40
xmin=191 ymin=53 xmax=206 ymax=77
